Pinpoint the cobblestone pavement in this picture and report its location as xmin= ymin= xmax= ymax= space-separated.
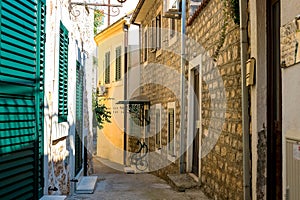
xmin=66 ymin=156 xmax=211 ymax=200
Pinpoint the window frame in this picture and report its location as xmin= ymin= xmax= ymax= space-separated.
xmin=167 ymin=102 xmax=176 ymax=162
xmin=168 ymin=17 xmax=177 ymax=46
xmin=155 ymin=104 xmax=162 ymax=152
xmin=143 ymin=27 xmax=148 ymax=63
xmin=156 ymin=13 xmax=162 ymax=51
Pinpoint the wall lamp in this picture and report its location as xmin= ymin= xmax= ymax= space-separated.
xmin=69 ymin=0 xmax=127 ymax=17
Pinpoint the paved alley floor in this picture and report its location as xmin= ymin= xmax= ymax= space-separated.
xmin=66 ymin=156 xmax=211 ymax=200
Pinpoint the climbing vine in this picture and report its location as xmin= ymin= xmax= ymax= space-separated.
xmin=227 ymin=0 xmax=240 ymax=25
xmin=212 ymin=0 xmax=240 ymax=61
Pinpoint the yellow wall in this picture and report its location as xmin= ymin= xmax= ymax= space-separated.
xmin=95 ymin=19 xmax=126 ymax=164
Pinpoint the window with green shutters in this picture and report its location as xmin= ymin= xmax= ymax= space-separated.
xmin=105 ymin=51 xmax=110 ymax=84
xmin=115 ymin=46 xmax=121 ymax=81
xmin=58 ymin=21 xmax=69 ymax=123
xmin=0 ymin=0 xmax=46 ymax=199
xmin=75 ymin=61 xmax=83 ymax=175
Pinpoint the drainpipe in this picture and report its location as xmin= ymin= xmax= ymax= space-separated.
xmin=180 ymin=0 xmax=186 ymax=174
xmin=239 ymin=0 xmax=251 ymax=199
xmin=123 ymin=22 xmax=129 ymax=166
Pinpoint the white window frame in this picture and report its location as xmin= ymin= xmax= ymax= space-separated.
xmin=143 ymin=26 xmax=148 ymax=63
xmin=155 ymin=104 xmax=162 ymax=153
xmin=167 ymin=102 xmax=176 ymax=162
xmin=150 ymin=19 xmax=156 ymax=52
xmin=168 ymin=17 xmax=177 ymax=46
xmin=155 ymin=11 xmax=162 ymax=54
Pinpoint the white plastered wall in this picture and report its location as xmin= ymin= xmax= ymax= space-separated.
xmin=249 ymin=0 xmax=268 ymax=199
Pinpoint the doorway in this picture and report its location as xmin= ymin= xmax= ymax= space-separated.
xmin=267 ymin=0 xmax=282 ymax=199
xmin=192 ymin=69 xmax=200 ymax=176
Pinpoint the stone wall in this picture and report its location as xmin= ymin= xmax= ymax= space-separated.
xmin=187 ymin=0 xmax=243 ymax=199
xmin=48 ymin=138 xmax=70 ymax=195
xmin=128 ymin=0 xmax=183 ymax=176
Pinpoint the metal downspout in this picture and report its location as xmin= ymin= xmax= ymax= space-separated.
xmin=180 ymin=0 xmax=186 ymax=173
xmin=123 ymin=23 xmax=129 ymax=166
xmin=239 ymin=0 xmax=251 ymax=199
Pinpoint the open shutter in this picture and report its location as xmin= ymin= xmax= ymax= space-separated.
xmin=105 ymin=52 xmax=110 ymax=84
xmin=0 ymin=0 xmax=46 ymax=199
xmin=75 ymin=61 xmax=83 ymax=175
xmin=115 ymin=47 xmax=121 ymax=81
xmin=58 ymin=21 xmax=69 ymax=122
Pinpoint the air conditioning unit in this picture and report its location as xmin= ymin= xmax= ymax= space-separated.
xmin=97 ymin=85 xmax=107 ymax=96
xmin=163 ymin=0 xmax=181 ymax=19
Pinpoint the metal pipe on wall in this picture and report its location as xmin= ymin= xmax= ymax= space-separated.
xmin=180 ymin=0 xmax=186 ymax=173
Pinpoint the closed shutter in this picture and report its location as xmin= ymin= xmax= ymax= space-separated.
xmin=0 ymin=0 xmax=46 ymax=199
xmin=58 ymin=21 xmax=69 ymax=123
xmin=75 ymin=61 xmax=83 ymax=175
xmin=115 ymin=46 xmax=121 ymax=81
xmin=155 ymin=109 xmax=161 ymax=147
xmin=105 ymin=52 xmax=110 ymax=84
xmin=168 ymin=108 xmax=174 ymax=155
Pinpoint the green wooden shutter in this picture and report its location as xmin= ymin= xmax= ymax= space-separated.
xmin=105 ymin=51 xmax=110 ymax=84
xmin=0 ymin=0 xmax=46 ymax=199
xmin=115 ymin=46 xmax=121 ymax=81
xmin=75 ymin=61 xmax=83 ymax=175
xmin=58 ymin=21 xmax=69 ymax=122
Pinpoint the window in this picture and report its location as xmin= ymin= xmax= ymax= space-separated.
xmin=150 ymin=19 xmax=156 ymax=51
xmin=155 ymin=104 xmax=162 ymax=150
xmin=58 ymin=21 xmax=69 ymax=123
xmin=169 ymin=18 xmax=177 ymax=45
xmin=156 ymin=14 xmax=162 ymax=50
xmin=75 ymin=61 xmax=83 ymax=174
xmin=115 ymin=46 xmax=121 ymax=81
xmin=168 ymin=102 xmax=176 ymax=158
xmin=105 ymin=51 xmax=110 ymax=84
xmin=150 ymin=13 xmax=162 ymax=53
xmin=143 ymin=28 xmax=148 ymax=62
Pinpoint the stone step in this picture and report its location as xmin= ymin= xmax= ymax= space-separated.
xmin=76 ymin=176 xmax=98 ymax=194
xmin=167 ymin=173 xmax=199 ymax=192
xmin=40 ymin=195 xmax=66 ymax=200
xmin=124 ymin=166 xmax=135 ymax=174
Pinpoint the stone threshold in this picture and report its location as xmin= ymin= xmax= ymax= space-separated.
xmin=167 ymin=173 xmax=199 ymax=192
xmin=76 ymin=176 xmax=98 ymax=194
xmin=40 ymin=195 xmax=66 ymax=200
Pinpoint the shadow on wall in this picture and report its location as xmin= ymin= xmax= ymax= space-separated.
xmin=45 ymin=96 xmax=77 ymax=195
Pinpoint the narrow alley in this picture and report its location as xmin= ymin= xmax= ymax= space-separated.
xmin=1 ymin=0 xmax=300 ymax=199
xmin=66 ymin=157 xmax=210 ymax=200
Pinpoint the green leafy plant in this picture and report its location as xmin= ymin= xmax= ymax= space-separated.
xmin=92 ymin=91 xmax=111 ymax=129
xmin=227 ymin=0 xmax=240 ymax=25
xmin=94 ymin=9 xmax=104 ymax=35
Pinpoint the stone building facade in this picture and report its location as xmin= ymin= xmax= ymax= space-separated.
xmin=131 ymin=0 xmax=244 ymax=199
xmin=186 ymin=0 xmax=243 ymax=199
xmin=130 ymin=0 xmax=183 ymax=176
